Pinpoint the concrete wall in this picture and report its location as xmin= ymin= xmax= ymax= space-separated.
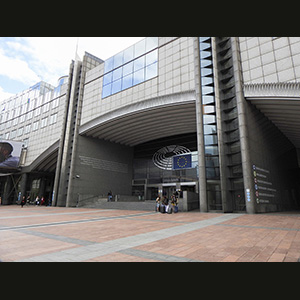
xmin=66 ymin=135 xmax=134 ymax=206
xmin=239 ymin=37 xmax=300 ymax=84
xmin=181 ymin=191 xmax=199 ymax=212
xmin=245 ymin=102 xmax=299 ymax=212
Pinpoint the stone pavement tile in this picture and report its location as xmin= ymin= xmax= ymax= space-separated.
xmin=134 ymin=216 xmax=300 ymax=262
xmin=135 ymin=212 xmax=221 ymax=224
xmin=2 ymin=206 xmax=300 ymax=262
xmin=0 ymin=230 xmax=79 ymax=262
xmin=0 ymin=208 xmax=142 ymax=228
xmin=27 ymin=217 xmax=178 ymax=244
xmin=84 ymin=252 xmax=160 ymax=262
xmin=268 ymin=252 xmax=286 ymax=262
xmin=221 ymin=255 xmax=240 ymax=262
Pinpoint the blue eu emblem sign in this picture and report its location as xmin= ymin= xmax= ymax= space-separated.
xmin=173 ymin=154 xmax=192 ymax=170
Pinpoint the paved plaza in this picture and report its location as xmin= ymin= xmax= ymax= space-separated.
xmin=0 ymin=205 xmax=300 ymax=262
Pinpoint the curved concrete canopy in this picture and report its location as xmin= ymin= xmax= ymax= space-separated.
xmin=79 ymin=91 xmax=197 ymax=147
xmin=22 ymin=141 xmax=59 ymax=173
xmin=244 ymin=83 xmax=300 ymax=148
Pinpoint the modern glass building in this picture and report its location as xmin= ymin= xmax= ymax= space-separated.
xmin=1 ymin=37 xmax=300 ymax=213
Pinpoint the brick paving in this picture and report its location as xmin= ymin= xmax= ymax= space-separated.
xmin=0 ymin=205 xmax=300 ymax=262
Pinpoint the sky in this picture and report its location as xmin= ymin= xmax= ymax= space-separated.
xmin=0 ymin=37 xmax=144 ymax=102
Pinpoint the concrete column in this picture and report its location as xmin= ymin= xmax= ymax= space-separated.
xmin=211 ymin=37 xmax=229 ymax=212
xmin=231 ymin=38 xmax=256 ymax=214
xmin=19 ymin=173 xmax=27 ymax=199
xmin=38 ymin=177 xmax=46 ymax=198
xmin=193 ymin=37 xmax=208 ymax=212
xmin=2 ymin=175 xmax=12 ymax=205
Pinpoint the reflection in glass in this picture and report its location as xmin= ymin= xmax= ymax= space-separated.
xmin=122 ymin=73 xmax=133 ymax=90
xmin=133 ymin=69 xmax=145 ymax=85
xmin=145 ymin=63 xmax=157 ymax=80
xmin=102 ymin=38 xmax=158 ymax=98
xmin=112 ymin=79 xmax=122 ymax=94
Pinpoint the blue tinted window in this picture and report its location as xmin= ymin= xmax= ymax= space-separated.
xmin=145 ymin=50 xmax=157 ymax=66
xmin=133 ymin=69 xmax=145 ymax=85
xmin=112 ymin=67 xmax=122 ymax=81
xmin=104 ymin=57 xmax=114 ymax=73
xmin=112 ymin=79 xmax=122 ymax=94
xmin=103 ymin=72 xmax=113 ymax=85
xmin=134 ymin=39 xmax=146 ymax=58
xmin=123 ymin=61 xmax=133 ymax=76
xmin=145 ymin=37 xmax=158 ymax=52
xmin=122 ymin=73 xmax=133 ymax=90
xmin=134 ymin=56 xmax=145 ymax=72
xmin=102 ymin=38 xmax=158 ymax=98
xmin=113 ymin=52 xmax=124 ymax=69
xmin=102 ymin=84 xmax=112 ymax=98
xmin=123 ymin=46 xmax=134 ymax=64
xmin=145 ymin=62 xmax=157 ymax=80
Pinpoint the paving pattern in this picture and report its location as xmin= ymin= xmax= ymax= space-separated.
xmin=0 ymin=205 xmax=300 ymax=262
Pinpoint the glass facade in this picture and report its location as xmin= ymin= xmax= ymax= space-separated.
xmin=0 ymin=80 xmax=64 ymax=142
xmin=199 ymin=37 xmax=222 ymax=210
xmin=102 ymin=37 xmax=158 ymax=98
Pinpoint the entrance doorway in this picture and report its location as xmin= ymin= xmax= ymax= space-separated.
xmin=163 ymin=185 xmax=177 ymax=199
xmin=145 ymin=182 xmax=197 ymax=200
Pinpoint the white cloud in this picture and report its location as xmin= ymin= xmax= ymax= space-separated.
xmin=0 ymin=48 xmax=40 ymax=85
xmin=0 ymin=37 xmax=145 ymax=99
xmin=0 ymin=86 xmax=14 ymax=102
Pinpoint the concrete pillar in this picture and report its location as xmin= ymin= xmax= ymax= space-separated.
xmin=211 ymin=37 xmax=229 ymax=212
xmin=193 ymin=37 xmax=208 ymax=212
xmin=2 ymin=175 xmax=12 ymax=205
xmin=20 ymin=173 xmax=27 ymax=199
xmin=38 ymin=177 xmax=46 ymax=198
xmin=231 ymin=37 xmax=256 ymax=214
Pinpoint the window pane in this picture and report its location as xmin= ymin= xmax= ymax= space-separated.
xmin=134 ymin=39 xmax=146 ymax=58
xmin=112 ymin=67 xmax=122 ymax=81
xmin=201 ymin=86 xmax=214 ymax=95
xmin=104 ymin=57 xmax=114 ymax=73
xmin=103 ymin=72 xmax=113 ymax=85
xmin=122 ymin=61 xmax=133 ymax=76
xmin=200 ymin=59 xmax=213 ymax=68
xmin=102 ymin=84 xmax=112 ymax=98
xmin=113 ymin=52 xmax=124 ymax=69
xmin=205 ymin=145 xmax=219 ymax=155
xmin=200 ymin=42 xmax=211 ymax=51
xmin=145 ymin=50 xmax=158 ymax=66
xmin=203 ymin=105 xmax=215 ymax=113
xmin=204 ymin=124 xmax=217 ymax=134
xmin=200 ymin=50 xmax=212 ymax=59
xmin=201 ymin=76 xmax=213 ymax=85
xmin=123 ymin=46 xmax=134 ymax=64
xmin=134 ymin=56 xmax=145 ymax=72
xmin=112 ymin=79 xmax=122 ymax=94
xmin=202 ymin=96 xmax=215 ymax=105
xmin=206 ymin=167 xmax=220 ymax=179
xmin=122 ymin=73 xmax=133 ymax=90
xmin=204 ymin=134 xmax=218 ymax=145
xmin=203 ymin=114 xmax=216 ymax=124
xmin=201 ymin=68 xmax=213 ymax=77
xmin=145 ymin=62 xmax=157 ymax=80
xmin=133 ymin=69 xmax=145 ymax=85
xmin=145 ymin=37 xmax=158 ymax=52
